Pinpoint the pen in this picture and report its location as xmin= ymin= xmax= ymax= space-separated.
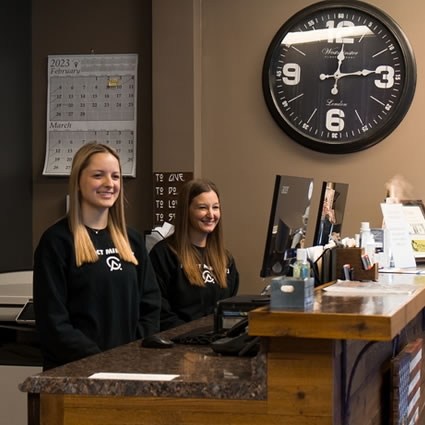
xmin=343 ymin=264 xmax=351 ymax=280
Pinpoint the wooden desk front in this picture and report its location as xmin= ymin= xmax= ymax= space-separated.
xmin=20 ymin=273 xmax=425 ymax=425
xmin=248 ymin=273 xmax=425 ymax=425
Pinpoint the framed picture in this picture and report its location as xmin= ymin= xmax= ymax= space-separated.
xmin=401 ymin=200 xmax=425 ymax=262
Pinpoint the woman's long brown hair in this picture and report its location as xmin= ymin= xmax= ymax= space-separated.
xmin=168 ymin=179 xmax=229 ymax=287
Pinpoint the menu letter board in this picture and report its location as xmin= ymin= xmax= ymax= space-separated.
xmin=153 ymin=172 xmax=193 ymax=226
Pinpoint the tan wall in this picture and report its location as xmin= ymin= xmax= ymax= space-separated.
xmin=153 ymin=0 xmax=425 ymax=294
xmin=31 ymin=0 xmax=425 ymax=295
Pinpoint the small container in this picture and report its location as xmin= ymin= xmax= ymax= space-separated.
xmin=270 ymin=277 xmax=315 ymax=311
xmin=354 ymin=234 xmax=360 ymax=248
xmin=360 ymin=222 xmax=371 ymax=248
xmin=365 ymin=234 xmax=376 ymax=264
xmin=293 ymin=248 xmax=311 ymax=279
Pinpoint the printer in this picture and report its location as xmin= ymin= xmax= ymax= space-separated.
xmin=0 ymin=270 xmax=33 ymax=322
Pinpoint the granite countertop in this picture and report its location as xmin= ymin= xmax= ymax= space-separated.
xmin=19 ymin=316 xmax=267 ymax=400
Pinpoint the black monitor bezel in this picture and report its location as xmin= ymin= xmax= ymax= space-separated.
xmin=260 ymin=175 xmax=281 ymax=278
xmin=260 ymin=175 xmax=313 ymax=278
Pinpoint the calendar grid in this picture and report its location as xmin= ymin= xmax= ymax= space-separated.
xmin=45 ymin=131 xmax=135 ymax=176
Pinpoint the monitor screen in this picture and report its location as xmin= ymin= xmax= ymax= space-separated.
xmin=313 ymin=181 xmax=349 ymax=246
xmin=260 ymin=175 xmax=314 ymax=278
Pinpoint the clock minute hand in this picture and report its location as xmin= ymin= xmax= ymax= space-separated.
xmin=336 ymin=45 xmax=345 ymax=67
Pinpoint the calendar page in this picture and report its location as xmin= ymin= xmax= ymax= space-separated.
xmin=43 ymin=54 xmax=138 ymax=177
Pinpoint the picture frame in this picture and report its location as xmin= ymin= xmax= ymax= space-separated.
xmin=401 ymin=200 xmax=425 ymax=262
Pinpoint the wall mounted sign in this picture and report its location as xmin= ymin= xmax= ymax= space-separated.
xmin=153 ymin=172 xmax=193 ymax=226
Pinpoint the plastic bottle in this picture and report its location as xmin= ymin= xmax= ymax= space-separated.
xmin=365 ymin=234 xmax=376 ymax=264
xmin=293 ymin=248 xmax=311 ymax=279
xmin=360 ymin=222 xmax=371 ymax=248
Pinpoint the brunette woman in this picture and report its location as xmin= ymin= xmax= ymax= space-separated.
xmin=149 ymin=179 xmax=239 ymax=330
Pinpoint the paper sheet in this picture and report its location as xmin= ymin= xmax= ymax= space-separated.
xmin=323 ymin=279 xmax=418 ymax=295
xmin=89 ymin=372 xmax=179 ymax=381
xmin=379 ymin=268 xmax=425 ymax=275
xmin=381 ymin=203 xmax=416 ymax=268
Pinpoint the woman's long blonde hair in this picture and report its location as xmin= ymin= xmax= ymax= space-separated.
xmin=168 ymin=179 xmax=229 ymax=288
xmin=68 ymin=143 xmax=137 ymax=266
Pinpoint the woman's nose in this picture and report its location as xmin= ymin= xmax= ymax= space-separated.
xmin=104 ymin=175 xmax=113 ymax=186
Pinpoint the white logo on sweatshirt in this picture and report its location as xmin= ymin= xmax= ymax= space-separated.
xmin=106 ymin=256 xmax=122 ymax=271
xmin=201 ymin=264 xmax=215 ymax=285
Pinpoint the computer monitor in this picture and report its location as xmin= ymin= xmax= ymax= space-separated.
xmin=313 ymin=181 xmax=349 ymax=246
xmin=260 ymin=175 xmax=314 ymax=278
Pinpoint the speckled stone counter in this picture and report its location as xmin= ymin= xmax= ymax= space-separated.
xmin=19 ymin=316 xmax=267 ymax=400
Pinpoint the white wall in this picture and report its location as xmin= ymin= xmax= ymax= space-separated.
xmin=0 ymin=366 xmax=42 ymax=425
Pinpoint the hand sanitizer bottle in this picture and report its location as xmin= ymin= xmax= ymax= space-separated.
xmin=293 ymin=248 xmax=310 ymax=279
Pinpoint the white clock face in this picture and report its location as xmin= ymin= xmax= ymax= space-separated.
xmin=263 ymin=0 xmax=416 ymax=154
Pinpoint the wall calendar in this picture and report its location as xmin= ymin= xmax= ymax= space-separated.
xmin=43 ymin=54 xmax=138 ymax=177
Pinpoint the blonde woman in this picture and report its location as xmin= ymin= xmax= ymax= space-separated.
xmin=33 ymin=143 xmax=160 ymax=369
xmin=149 ymin=179 xmax=239 ymax=331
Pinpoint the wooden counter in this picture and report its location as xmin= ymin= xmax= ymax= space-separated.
xmin=250 ymin=273 xmax=425 ymax=341
xmin=248 ymin=273 xmax=425 ymax=425
xmin=20 ymin=273 xmax=425 ymax=425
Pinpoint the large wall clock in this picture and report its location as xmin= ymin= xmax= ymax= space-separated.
xmin=262 ymin=0 xmax=416 ymax=154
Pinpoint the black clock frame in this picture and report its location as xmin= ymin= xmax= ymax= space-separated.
xmin=262 ymin=0 xmax=417 ymax=154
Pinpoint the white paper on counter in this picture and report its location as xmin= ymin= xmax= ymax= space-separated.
xmin=323 ymin=279 xmax=418 ymax=295
xmin=89 ymin=372 xmax=179 ymax=381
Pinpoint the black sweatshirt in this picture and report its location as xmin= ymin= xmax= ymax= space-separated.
xmin=33 ymin=217 xmax=161 ymax=369
xmin=149 ymin=239 xmax=239 ymax=331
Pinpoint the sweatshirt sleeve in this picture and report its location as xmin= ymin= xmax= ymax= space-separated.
xmin=33 ymin=228 xmax=101 ymax=368
xmin=149 ymin=241 xmax=185 ymax=331
xmin=131 ymin=230 xmax=161 ymax=338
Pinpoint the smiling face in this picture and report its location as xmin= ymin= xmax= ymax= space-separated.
xmin=78 ymin=152 xmax=121 ymax=216
xmin=188 ymin=190 xmax=221 ymax=246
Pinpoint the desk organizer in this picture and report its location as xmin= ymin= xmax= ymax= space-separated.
xmin=335 ymin=247 xmax=378 ymax=281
